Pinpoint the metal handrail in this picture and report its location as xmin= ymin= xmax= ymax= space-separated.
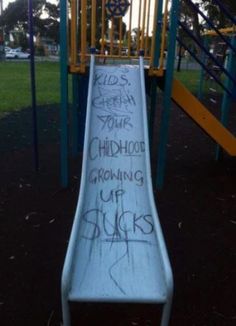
xmin=176 ymin=36 xmax=234 ymax=99
xmin=185 ymin=0 xmax=236 ymax=54
xmin=179 ymin=21 xmax=236 ymax=85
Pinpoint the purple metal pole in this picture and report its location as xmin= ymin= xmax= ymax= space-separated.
xmin=28 ymin=0 xmax=39 ymax=171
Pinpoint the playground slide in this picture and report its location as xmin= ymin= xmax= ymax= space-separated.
xmin=62 ymin=57 xmax=173 ymax=325
xmin=172 ymin=79 xmax=236 ymax=156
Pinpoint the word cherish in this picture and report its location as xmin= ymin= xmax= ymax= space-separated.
xmin=88 ymin=137 xmax=145 ymax=160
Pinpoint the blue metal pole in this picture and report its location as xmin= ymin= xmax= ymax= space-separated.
xmin=28 ymin=0 xmax=39 ymax=171
xmin=216 ymin=36 xmax=236 ymax=160
xmin=60 ymin=0 xmax=69 ymax=187
xmin=156 ymin=0 xmax=180 ymax=189
xmin=149 ymin=0 xmax=163 ymax=146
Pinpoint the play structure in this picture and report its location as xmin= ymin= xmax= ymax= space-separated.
xmin=60 ymin=1 xmax=236 ymax=325
xmin=60 ymin=0 xmax=236 ymax=190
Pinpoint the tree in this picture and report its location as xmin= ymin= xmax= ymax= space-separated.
xmin=0 ymin=0 xmax=59 ymax=47
xmin=36 ymin=1 xmax=60 ymax=43
xmin=0 ymin=0 xmax=45 ymax=33
xmin=200 ymin=0 xmax=236 ymax=28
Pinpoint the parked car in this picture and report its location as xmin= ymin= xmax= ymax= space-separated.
xmin=5 ymin=49 xmax=30 ymax=59
xmin=4 ymin=47 xmax=12 ymax=53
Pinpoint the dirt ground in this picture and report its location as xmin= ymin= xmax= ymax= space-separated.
xmin=0 ymin=100 xmax=235 ymax=326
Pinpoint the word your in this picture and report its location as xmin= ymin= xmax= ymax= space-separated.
xmin=88 ymin=168 xmax=144 ymax=186
xmin=81 ymin=209 xmax=154 ymax=240
xmin=88 ymin=137 xmax=145 ymax=160
xmin=97 ymin=114 xmax=133 ymax=131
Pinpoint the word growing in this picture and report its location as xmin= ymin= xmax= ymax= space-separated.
xmin=88 ymin=168 xmax=144 ymax=186
xmin=88 ymin=137 xmax=145 ymax=160
xmin=80 ymin=208 xmax=154 ymax=240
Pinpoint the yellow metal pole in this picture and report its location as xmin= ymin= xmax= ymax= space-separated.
xmin=150 ymin=0 xmax=158 ymax=66
xmin=128 ymin=0 xmax=133 ymax=56
xmin=119 ymin=17 xmax=122 ymax=56
xmin=160 ymin=0 xmax=169 ymax=69
xmin=145 ymin=0 xmax=151 ymax=56
xmin=203 ymin=26 xmax=236 ymax=36
xmin=110 ymin=17 xmax=114 ymax=55
xmin=91 ymin=0 xmax=96 ymax=49
xmin=70 ymin=0 xmax=77 ymax=65
xmin=101 ymin=0 xmax=106 ymax=54
xmin=81 ymin=0 xmax=87 ymax=66
xmin=141 ymin=0 xmax=147 ymax=51
xmin=159 ymin=0 xmax=168 ymax=69
xmin=137 ymin=0 xmax=143 ymax=52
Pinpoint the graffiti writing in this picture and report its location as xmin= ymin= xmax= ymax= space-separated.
xmin=88 ymin=168 xmax=144 ymax=186
xmin=97 ymin=114 xmax=133 ymax=131
xmin=88 ymin=137 xmax=145 ymax=160
xmin=81 ymin=208 xmax=154 ymax=240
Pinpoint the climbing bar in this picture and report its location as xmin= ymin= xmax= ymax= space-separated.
xmin=179 ymin=21 xmax=236 ymax=85
xmin=209 ymin=88 xmax=217 ymax=93
xmin=176 ymin=36 xmax=234 ymax=99
xmin=186 ymin=0 xmax=236 ymax=54
xmin=210 ymin=98 xmax=217 ymax=104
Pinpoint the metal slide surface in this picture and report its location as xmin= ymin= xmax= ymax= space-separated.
xmin=63 ymin=57 xmax=172 ymax=304
xmin=172 ymin=79 xmax=236 ymax=156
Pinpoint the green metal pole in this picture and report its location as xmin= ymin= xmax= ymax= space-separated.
xmin=156 ymin=0 xmax=180 ymax=189
xmin=216 ymin=35 xmax=236 ymax=160
xmin=60 ymin=0 xmax=69 ymax=187
xmin=153 ymin=0 xmax=164 ymax=68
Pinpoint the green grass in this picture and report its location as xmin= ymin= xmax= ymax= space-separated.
xmin=0 ymin=61 xmax=60 ymax=115
xmin=174 ymin=69 xmax=201 ymax=93
xmin=0 ymin=62 xmax=214 ymax=117
xmin=174 ymin=69 xmax=225 ymax=96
